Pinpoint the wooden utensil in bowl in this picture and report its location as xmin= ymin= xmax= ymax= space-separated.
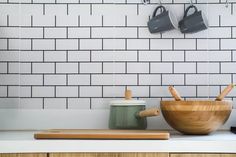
xmin=168 ymin=86 xmax=182 ymax=101
xmin=216 ymin=84 xmax=235 ymax=101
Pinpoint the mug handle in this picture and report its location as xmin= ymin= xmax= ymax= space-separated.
xmin=183 ymin=5 xmax=198 ymax=18
xmin=152 ymin=6 xmax=166 ymax=18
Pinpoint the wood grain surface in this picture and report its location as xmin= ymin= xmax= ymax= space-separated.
xmin=0 ymin=154 xmax=46 ymax=157
xmin=34 ymin=129 xmax=169 ymax=140
xmin=171 ymin=154 xmax=236 ymax=157
xmin=50 ymin=153 xmax=169 ymax=157
xmin=161 ymin=100 xmax=233 ymax=135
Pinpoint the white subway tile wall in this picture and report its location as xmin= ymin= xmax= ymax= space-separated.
xmin=0 ymin=0 xmax=235 ymax=110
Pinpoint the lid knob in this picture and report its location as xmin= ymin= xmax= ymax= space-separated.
xmin=125 ymin=90 xmax=132 ymax=100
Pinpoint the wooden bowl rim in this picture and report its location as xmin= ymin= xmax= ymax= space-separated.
xmin=160 ymin=100 xmax=233 ymax=111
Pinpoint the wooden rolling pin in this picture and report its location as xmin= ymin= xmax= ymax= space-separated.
xmin=216 ymin=84 xmax=235 ymax=101
xmin=168 ymin=86 xmax=182 ymax=101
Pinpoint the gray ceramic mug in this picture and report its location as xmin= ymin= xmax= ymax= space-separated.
xmin=179 ymin=5 xmax=208 ymax=33
xmin=148 ymin=6 xmax=178 ymax=33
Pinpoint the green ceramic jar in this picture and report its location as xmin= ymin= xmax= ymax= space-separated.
xmin=109 ymin=100 xmax=159 ymax=130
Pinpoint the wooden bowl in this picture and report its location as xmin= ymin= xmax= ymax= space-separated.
xmin=160 ymin=100 xmax=233 ymax=135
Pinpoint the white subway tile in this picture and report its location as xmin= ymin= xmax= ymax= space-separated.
xmin=33 ymin=39 xmax=55 ymax=50
xmin=68 ymin=51 xmax=90 ymax=61
xmin=33 ymin=15 xmax=55 ymax=26
xmin=56 ymin=63 xmax=78 ymax=74
xmin=151 ymin=63 xmax=173 ymax=73
xmin=44 ymin=75 xmax=66 ymax=85
xmin=162 ymin=51 xmax=184 ymax=61
xmin=45 ymin=4 xmax=67 ymax=15
xmin=80 ymin=39 xmax=102 ymax=50
xmin=127 ymin=39 xmax=149 ymax=50
xmin=80 ymin=63 xmax=102 ymax=74
xmin=44 ymin=98 xmax=66 ymax=109
xmin=0 ymin=74 xmax=19 ymax=85
xmin=221 ymin=63 xmax=236 ymax=73
xmin=0 ymin=39 xmax=7 ymax=50
xmin=0 ymin=51 xmax=19 ymax=62
xmin=139 ymin=51 xmax=161 ymax=61
xmin=68 ymin=75 xmax=90 ymax=85
xmin=33 ymin=0 xmax=55 ymax=3
xmin=68 ymin=4 xmax=90 ymax=15
xmin=92 ymin=74 xmax=137 ymax=85
xmin=197 ymin=63 xmax=220 ymax=73
xmin=68 ymin=98 xmax=90 ymax=109
xmin=10 ymin=15 xmax=31 ymax=26
xmin=151 ymin=86 xmax=170 ymax=97
xmin=80 ymin=15 xmax=102 ymax=26
xmin=19 ymin=98 xmax=43 ymax=109
xmin=221 ymin=14 xmax=236 ymax=26
xmin=20 ymin=75 xmax=43 ymax=85
xmin=197 ymin=86 xmax=220 ymax=97
xmin=150 ymin=39 xmax=173 ymax=50
xmin=127 ymin=15 xmax=147 ymax=26
xmin=92 ymin=51 xmax=137 ymax=62
xmin=9 ymin=39 xmax=31 ymax=50
xmin=56 ymin=39 xmax=78 ymax=50
xmin=127 ymin=86 xmax=149 ymax=97
xmin=68 ymin=28 xmax=90 ymax=38
xmin=56 ymin=86 xmax=78 ymax=97
xmin=162 ymin=30 xmax=185 ymax=39
xmin=56 ymin=15 xmax=78 ymax=26
xmin=197 ymin=39 xmax=220 ymax=50
xmin=8 ymin=86 xmax=31 ymax=97
xmin=174 ymin=63 xmax=196 ymax=73
xmin=91 ymin=98 xmax=111 ymax=109
xmin=20 ymin=51 xmax=43 ymax=62
xmin=234 ymin=51 xmax=236 ymax=61
xmin=80 ymin=86 xmax=102 ymax=97
xmin=174 ymin=39 xmax=196 ymax=50
xmin=103 ymin=63 xmax=126 ymax=73
xmin=33 ymin=63 xmax=55 ymax=74
xmin=32 ymin=86 xmax=55 ymax=97
xmin=0 ymin=98 xmax=19 ymax=109
xmin=19 ymin=4 xmax=43 ymax=16
xmin=0 ymin=4 xmax=20 ymax=16
xmin=92 ymin=27 xmax=137 ymax=38
xmin=103 ymin=86 xmax=125 ymax=97
xmin=186 ymin=74 xmax=231 ymax=85
xmin=186 ymin=51 xmax=231 ymax=61
xmin=138 ymin=27 xmax=161 ymax=39
xmin=44 ymin=51 xmax=66 ymax=62
xmin=80 ymin=0 xmax=102 ymax=3
xmin=0 ymin=63 xmax=7 ymax=73
xmin=127 ymin=63 xmax=149 ymax=73
xmin=9 ymin=63 xmax=31 ymax=74
xmin=221 ymin=39 xmax=236 ymax=50
xmin=103 ymin=15 xmax=125 ymax=26
xmin=139 ymin=74 xmax=161 ymax=85
xmin=162 ymin=74 xmax=185 ymax=85
xmin=92 ymin=4 xmax=137 ymax=16
xmin=45 ymin=28 xmax=67 ymax=38
xmin=0 ymin=27 xmax=22 ymax=38
xmin=0 ymin=86 xmax=7 ymax=97
xmin=103 ymin=39 xmax=125 ymax=50
xmin=175 ymin=86 xmax=196 ymax=97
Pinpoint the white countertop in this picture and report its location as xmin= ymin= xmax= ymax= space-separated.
xmin=0 ymin=130 xmax=236 ymax=153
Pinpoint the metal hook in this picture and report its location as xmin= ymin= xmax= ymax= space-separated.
xmin=190 ymin=0 xmax=193 ymax=6
xmin=159 ymin=0 xmax=162 ymax=6
xmin=142 ymin=0 xmax=149 ymax=4
xmin=225 ymin=0 xmax=229 ymax=8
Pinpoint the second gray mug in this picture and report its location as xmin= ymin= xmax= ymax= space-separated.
xmin=179 ymin=5 xmax=208 ymax=33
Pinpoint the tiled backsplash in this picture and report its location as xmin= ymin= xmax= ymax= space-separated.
xmin=0 ymin=0 xmax=235 ymax=110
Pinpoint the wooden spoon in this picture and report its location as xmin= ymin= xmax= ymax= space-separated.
xmin=215 ymin=84 xmax=235 ymax=101
xmin=168 ymin=86 xmax=182 ymax=101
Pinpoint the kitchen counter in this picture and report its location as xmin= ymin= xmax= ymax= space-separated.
xmin=0 ymin=131 xmax=236 ymax=153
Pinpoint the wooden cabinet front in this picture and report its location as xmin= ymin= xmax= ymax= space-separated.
xmin=50 ymin=153 xmax=169 ymax=157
